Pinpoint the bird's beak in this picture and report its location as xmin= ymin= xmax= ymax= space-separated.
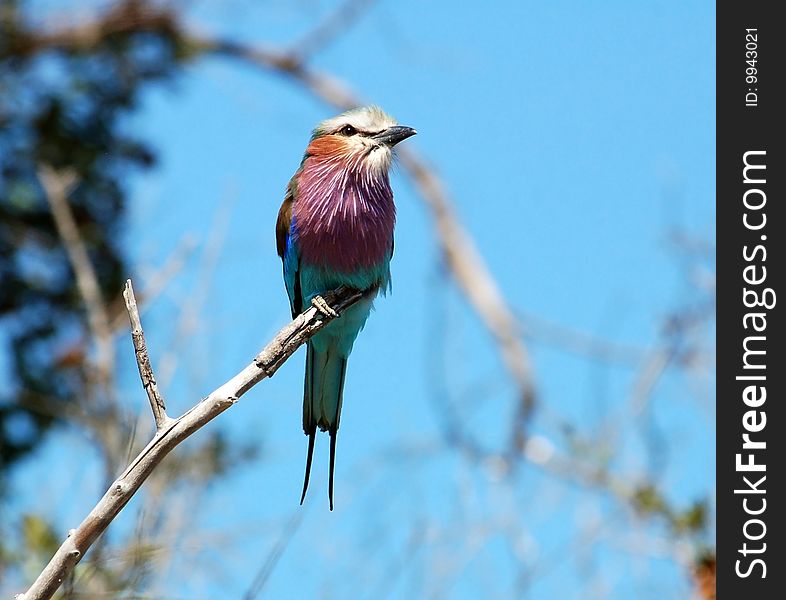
xmin=371 ymin=125 xmax=417 ymax=146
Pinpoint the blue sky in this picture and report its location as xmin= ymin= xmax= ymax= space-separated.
xmin=8 ymin=1 xmax=715 ymax=598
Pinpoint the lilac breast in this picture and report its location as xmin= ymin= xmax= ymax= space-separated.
xmin=293 ymin=157 xmax=396 ymax=273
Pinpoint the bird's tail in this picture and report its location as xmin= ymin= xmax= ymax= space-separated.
xmin=301 ymin=341 xmax=348 ymax=511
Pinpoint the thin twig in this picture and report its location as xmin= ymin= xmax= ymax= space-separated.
xmin=123 ymin=280 xmax=170 ymax=430
xmin=158 ymin=195 xmax=233 ymax=390
xmin=16 ymin=282 xmax=364 ymax=600
xmin=110 ymin=234 xmax=198 ymax=332
xmin=242 ymin=511 xmax=305 ymax=600
xmin=515 ymin=309 xmax=648 ymax=365
xmin=629 ymin=347 xmax=676 ymax=417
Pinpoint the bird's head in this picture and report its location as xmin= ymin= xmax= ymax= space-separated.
xmin=304 ymin=106 xmax=416 ymax=175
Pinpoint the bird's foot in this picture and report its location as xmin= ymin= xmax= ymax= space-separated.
xmin=311 ymin=295 xmax=339 ymax=318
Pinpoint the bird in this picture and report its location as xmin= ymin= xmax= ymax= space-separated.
xmin=276 ymin=106 xmax=416 ymax=510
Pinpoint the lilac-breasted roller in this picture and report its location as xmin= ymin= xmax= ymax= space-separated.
xmin=276 ymin=106 xmax=416 ymax=510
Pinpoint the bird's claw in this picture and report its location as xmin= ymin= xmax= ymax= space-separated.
xmin=311 ymin=295 xmax=339 ymax=318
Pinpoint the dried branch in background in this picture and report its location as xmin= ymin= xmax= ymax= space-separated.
xmin=242 ymin=511 xmax=305 ymax=600
xmin=515 ymin=308 xmax=648 ymax=365
xmin=156 ymin=195 xmax=233 ymax=390
xmin=16 ymin=282 xmax=364 ymax=600
xmin=109 ymin=235 xmax=198 ymax=332
xmin=396 ymin=151 xmax=537 ymax=454
xmin=38 ymin=166 xmax=115 ymax=381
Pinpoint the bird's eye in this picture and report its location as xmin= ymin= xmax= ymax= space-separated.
xmin=339 ymin=124 xmax=357 ymax=136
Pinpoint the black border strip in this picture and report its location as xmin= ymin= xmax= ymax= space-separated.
xmin=717 ymin=2 xmax=784 ymax=596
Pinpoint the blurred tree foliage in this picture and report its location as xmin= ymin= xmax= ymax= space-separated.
xmin=0 ymin=0 xmax=183 ymax=477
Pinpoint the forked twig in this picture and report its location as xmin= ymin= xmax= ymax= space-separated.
xmin=16 ymin=281 xmax=363 ymax=600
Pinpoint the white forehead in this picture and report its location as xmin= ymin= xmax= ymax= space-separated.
xmin=318 ymin=106 xmax=397 ymax=134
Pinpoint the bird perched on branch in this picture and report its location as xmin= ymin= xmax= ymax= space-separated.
xmin=276 ymin=106 xmax=416 ymax=510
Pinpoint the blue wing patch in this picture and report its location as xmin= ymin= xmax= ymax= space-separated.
xmin=283 ymin=219 xmax=302 ymax=317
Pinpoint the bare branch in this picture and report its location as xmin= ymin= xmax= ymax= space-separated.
xmin=39 ymin=165 xmax=115 ymax=380
xmin=396 ymin=150 xmax=537 ymax=452
xmin=629 ymin=347 xmax=675 ymax=417
xmin=16 ymin=282 xmax=364 ymax=600
xmin=157 ymin=195 xmax=233 ymax=390
xmin=123 ymin=280 xmax=169 ymax=430
xmin=515 ymin=309 xmax=648 ymax=365
xmin=110 ymin=234 xmax=197 ymax=332
xmin=242 ymin=511 xmax=305 ymax=600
